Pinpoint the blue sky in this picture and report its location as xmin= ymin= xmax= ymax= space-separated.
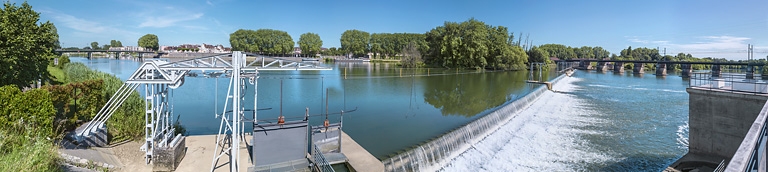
xmin=18 ymin=0 xmax=768 ymax=60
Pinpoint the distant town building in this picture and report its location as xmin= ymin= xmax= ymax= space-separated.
xmin=294 ymin=47 xmax=301 ymax=55
xmin=109 ymin=46 xmax=148 ymax=51
xmin=160 ymin=43 xmax=232 ymax=53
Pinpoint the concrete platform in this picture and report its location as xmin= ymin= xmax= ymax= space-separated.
xmin=341 ymin=131 xmax=385 ymax=172
xmin=62 ymin=130 xmax=381 ymax=172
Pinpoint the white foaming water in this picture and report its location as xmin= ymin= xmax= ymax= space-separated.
xmin=677 ymin=121 xmax=689 ymax=148
xmin=441 ymin=77 xmax=611 ymax=171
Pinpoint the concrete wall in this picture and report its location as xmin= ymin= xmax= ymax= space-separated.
xmin=687 ymin=88 xmax=768 ymax=158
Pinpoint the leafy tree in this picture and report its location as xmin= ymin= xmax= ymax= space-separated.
xmin=0 ymin=1 xmax=59 ymax=88
xmin=528 ymin=46 xmax=551 ymax=63
xmin=538 ymin=44 xmax=576 ymax=60
xmin=369 ymin=33 xmax=426 ymax=59
xmin=90 ymin=42 xmax=99 ymax=50
xmin=110 ymin=39 xmax=122 ymax=47
xmin=138 ymin=34 xmax=159 ymax=51
xmin=298 ymin=32 xmax=322 ymax=57
xmin=340 ymin=29 xmax=370 ymax=57
xmin=229 ymin=29 xmax=294 ymax=54
xmin=424 ymin=18 xmax=526 ymax=70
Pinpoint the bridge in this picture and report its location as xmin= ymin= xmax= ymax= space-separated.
xmin=558 ymin=59 xmax=761 ymax=78
xmin=54 ymin=49 xmax=166 ymax=59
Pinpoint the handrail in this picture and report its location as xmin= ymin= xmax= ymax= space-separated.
xmin=689 ymin=72 xmax=768 ymax=95
xmin=312 ymin=144 xmax=335 ymax=172
xmin=78 ymin=82 xmax=138 ymax=137
xmin=726 ymin=99 xmax=768 ymax=171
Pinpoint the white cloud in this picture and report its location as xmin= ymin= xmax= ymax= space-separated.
xmin=43 ymin=10 xmax=136 ymax=36
xmin=624 ymin=35 xmax=760 ymax=60
xmin=206 ymin=0 xmax=213 ymax=6
xmin=675 ymin=36 xmax=750 ymax=51
xmin=139 ymin=13 xmax=204 ymax=28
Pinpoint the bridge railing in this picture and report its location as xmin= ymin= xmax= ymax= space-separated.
xmin=689 ymin=72 xmax=768 ymax=94
xmin=726 ymin=98 xmax=768 ymax=171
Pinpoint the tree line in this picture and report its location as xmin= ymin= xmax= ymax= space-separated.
xmin=229 ymin=29 xmax=295 ymax=55
xmin=424 ymin=18 xmax=528 ymax=70
xmin=87 ymin=40 xmax=123 ymax=50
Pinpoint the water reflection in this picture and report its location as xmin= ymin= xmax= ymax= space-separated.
xmin=423 ymin=71 xmax=530 ymax=117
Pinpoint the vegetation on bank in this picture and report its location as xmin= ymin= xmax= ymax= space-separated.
xmin=424 ymin=18 xmax=528 ymax=70
xmin=229 ymin=29 xmax=295 ymax=55
xmin=0 ymin=2 xmax=147 ymax=170
xmin=138 ymin=34 xmax=159 ymax=51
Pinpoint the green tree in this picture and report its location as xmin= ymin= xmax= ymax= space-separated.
xmin=110 ymin=39 xmax=122 ymax=47
xmin=138 ymin=34 xmax=159 ymax=51
xmin=340 ymin=29 xmax=370 ymax=57
xmin=298 ymin=32 xmax=322 ymax=57
xmin=327 ymin=47 xmax=339 ymax=56
xmin=538 ymin=44 xmax=576 ymax=60
xmin=90 ymin=42 xmax=99 ymax=50
xmin=528 ymin=46 xmax=551 ymax=64
xmin=229 ymin=29 xmax=294 ymax=54
xmin=0 ymin=1 xmax=59 ymax=88
xmin=424 ymin=18 xmax=526 ymax=70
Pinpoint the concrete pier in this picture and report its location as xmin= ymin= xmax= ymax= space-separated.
xmin=746 ymin=65 xmax=755 ymax=79
xmin=633 ymin=63 xmax=644 ymax=74
xmin=668 ymin=88 xmax=768 ymax=170
xmin=597 ymin=62 xmax=610 ymax=72
xmin=712 ymin=65 xmax=722 ymax=77
xmin=341 ymin=132 xmax=385 ymax=172
xmin=613 ymin=62 xmax=625 ymax=73
xmin=578 ymin=60 xmax=592 ymax=70
xmin=655 ymin=63 xmax=667 ymax=76
xmin=681 ymin=64 xmax=693 ymax=78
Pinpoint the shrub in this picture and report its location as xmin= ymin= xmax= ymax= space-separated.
xmin=64 ymin=63 xmax=145 ymax=141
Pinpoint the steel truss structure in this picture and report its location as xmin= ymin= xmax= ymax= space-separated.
xmin=76 ymin=52 xmax=330 ymax=172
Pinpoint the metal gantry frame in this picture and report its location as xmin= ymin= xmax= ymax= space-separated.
xmin=76 ymin=51 xmax=330 ymax=172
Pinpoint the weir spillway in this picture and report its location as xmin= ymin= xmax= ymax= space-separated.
xmin=382 ymin=74 xmax=567 ymax=171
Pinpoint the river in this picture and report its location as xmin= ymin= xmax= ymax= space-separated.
xmin=68 ymin=57 xmax=558 ymax=160
xmin=442 ymin=70 xmax=689 ymax=171
xmin=70 ymin=57 xmax=688 ymax=171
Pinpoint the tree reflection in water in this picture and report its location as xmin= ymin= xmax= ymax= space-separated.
xmin=423 ymin=70 xmax=532 ymax=117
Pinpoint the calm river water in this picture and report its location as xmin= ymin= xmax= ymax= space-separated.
xmin=70 ymin=57 xmax=688 ymax=171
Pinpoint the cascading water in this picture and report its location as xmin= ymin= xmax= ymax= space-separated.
xmin=382 ymin=74 xmax=567 ymax=172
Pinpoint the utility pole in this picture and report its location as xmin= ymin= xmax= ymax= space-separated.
xmin=748 ymin=44 xmax=753 ymax=62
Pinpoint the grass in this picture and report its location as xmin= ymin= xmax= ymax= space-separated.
xmin=47 ymin=65 xmax=67 ymax=83
xmin=0 ymin=131 xmax=61 ymax=172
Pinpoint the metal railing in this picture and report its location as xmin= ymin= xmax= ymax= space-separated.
xmin=714 ymin=159 xmax=726 ymax=172
xmin=689 ymin=72 xmax=768 ymax=95
xmin=726 ymin=99 xmax=768 ymax=171
xmin=312 ymin=144 xmax=335 ymax=172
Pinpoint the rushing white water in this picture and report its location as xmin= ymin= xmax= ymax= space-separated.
xmin=441 ymin=76 xmax=612 ymax=171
